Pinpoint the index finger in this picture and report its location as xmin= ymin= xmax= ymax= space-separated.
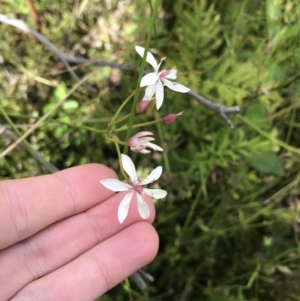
xmin=0 ymin=164 xmax=117 ymax=249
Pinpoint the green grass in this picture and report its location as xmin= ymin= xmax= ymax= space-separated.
xmin=1 ymin=0 xmax=300 ymax=300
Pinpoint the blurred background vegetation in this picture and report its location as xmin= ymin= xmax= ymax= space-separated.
xmin=1 ymin=0 xmax=300 ymax=300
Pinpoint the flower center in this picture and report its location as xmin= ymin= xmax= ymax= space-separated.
xmin=159 ymin=70 xmax=170 ymax=79
xmin=134 ymin=185 xmax=143 ymax=194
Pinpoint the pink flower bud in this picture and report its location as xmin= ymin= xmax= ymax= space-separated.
xmin=137 ymin=100 xmax=150 ymax=113
xmin=161 ymin=112 xmax=183 ymax=124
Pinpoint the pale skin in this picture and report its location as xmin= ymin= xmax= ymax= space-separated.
xmin=0 ymin=164 xmax=159 ymax=301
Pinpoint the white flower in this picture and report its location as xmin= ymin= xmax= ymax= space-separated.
xmin=129 ymin=131 xmax=163 ymax=154
xmin=100 ymin=154 xmax=167 ymax=223
xmin=135 ymin=46 xmax=190 ymax=110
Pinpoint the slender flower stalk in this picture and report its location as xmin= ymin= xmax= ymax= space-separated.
xmin=100 ymin=154 xmax=167 ymax=223
xmin=135 ymin=46 xmax=190 ymax=110
xmin=125 ymin=1 xmax=160 ymax=148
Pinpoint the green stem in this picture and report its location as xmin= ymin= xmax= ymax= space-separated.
xmin=115 ymin=113 xmax=131 ymax=124
xmin=106 ymin=137 xmax=128 ymax=146
xmin=182 ymin=184 xmax=202 ymax=233
xmin=0 ymin=105 xmax=19 ymax=134
xmin=51 ymin=121 xmax=107 ymax=134
xmin=123 ymin=0 xmax=161 ymax=154
xmin=114 ymin=119 xmax=163 ymax=133
xmin=110 ymin=91 xmax=135 ymax=125
xmin=114 ymin=141 xmax=129 ymax=182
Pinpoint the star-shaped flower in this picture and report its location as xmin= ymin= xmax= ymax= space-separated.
xmin=100 ymin=154 xmax=167 ymax=223
xmin=135 ymin=46 xmax=190 ymax=110
xmin=129 ymin=131 xmax=163 ymax=154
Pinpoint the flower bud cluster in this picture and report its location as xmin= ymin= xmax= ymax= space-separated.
xmin=101 ymin=46 xmax=190 ymax=223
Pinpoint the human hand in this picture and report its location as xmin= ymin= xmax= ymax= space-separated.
xmin=0 ymin=164 xmax=158 ymax=301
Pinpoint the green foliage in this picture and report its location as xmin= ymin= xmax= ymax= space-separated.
xmin=1 ymin=0 xmax=300 ymax=300
xmin=249 ymin=152 xmax=284 ymax=176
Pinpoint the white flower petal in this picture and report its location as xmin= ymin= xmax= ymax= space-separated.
xmin=147 ymin=142 xmax=163 ymax=152
xmin=118 ymin=191 xmax=133 ymax=223
xmin=137 ymin=137 xmax=155 ymax=143
xmin=121 ymin=154 xmax=138 ymax=184
xmin=135 ymin=46 xmax=158 ymax=70
xmin=155 ymin=81 xmax=164 ymax=110
xmin=100 ymin=179 xmax=131 ymax=191
xmin=162 ymin=79 xmax=190 ymax=93
xmin=144 ymin=83 xmax=157 ymax=100
xmin=140 ymin=73 xmax=159 ymax=87
xmin=137 ymin=193 xmax=150 ymax=219
xmin=139 ymin=166 xmax=163 ymax=185
xmin=164 ymin=68 xmax=177 ymax=80
xmin=144 ymin=188 xmax=167 ymax=199
xmin=133 ymin=131 xmax=153 ymax=138
xmin=140 ymin=149 xmax=151 ymax=154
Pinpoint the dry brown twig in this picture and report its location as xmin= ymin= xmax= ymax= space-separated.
xmin=25 ymin=0 xmax=41 ymax=29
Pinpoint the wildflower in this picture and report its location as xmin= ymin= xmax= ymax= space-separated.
xmin=100 ymin=154 xmax=167 ymax=223
xmin=129 ymin=131 xmax=163 ymax=154
xmin=162 ymin=112 xmax=183 ymax=124
xmin=135 ymin=46 xmax=190 ymax=110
